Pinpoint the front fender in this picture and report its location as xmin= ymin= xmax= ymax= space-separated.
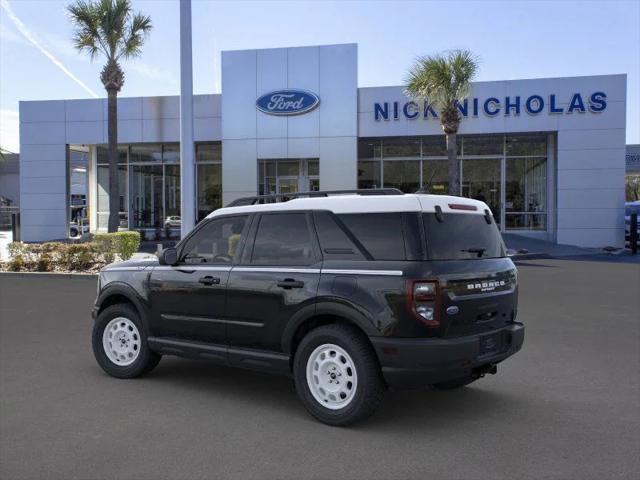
xmin=95 ymin=281 xmax=150 ymax=330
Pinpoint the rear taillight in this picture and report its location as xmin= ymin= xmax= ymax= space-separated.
xmin=407 ymin=280 xmax=440 ymax=327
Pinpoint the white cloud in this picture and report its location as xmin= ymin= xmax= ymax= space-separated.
xmin=0 ymin=0 xmax=99 ymax=98
xmin=0 ymin=109 xmax=19 ymax=153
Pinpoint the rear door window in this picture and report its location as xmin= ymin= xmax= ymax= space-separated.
xmin=423 ymin=213 xmax=505 ymax=260
xmin=251 ymin=213 xmax=316 ymax=265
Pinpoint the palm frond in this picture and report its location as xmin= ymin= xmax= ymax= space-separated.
xmin=405 ymin=49 xmax=479 ymax=111
xmin=118 ymin=13 xmax=152 ymax=60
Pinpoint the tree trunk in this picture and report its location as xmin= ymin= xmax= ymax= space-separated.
xmin=446 ymin=132 xmax=460 ymax=196
xmin=107 ymin=90 xmax=119 ymax=233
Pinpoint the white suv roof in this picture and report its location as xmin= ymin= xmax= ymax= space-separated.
xmin=207 ymin=194 xmax=491 ymax=219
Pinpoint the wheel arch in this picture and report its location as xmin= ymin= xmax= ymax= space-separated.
xmin=96 ymin=283 xmax=149 ymax=329
xmin=282 ymin=301 xmax=380 ymax=359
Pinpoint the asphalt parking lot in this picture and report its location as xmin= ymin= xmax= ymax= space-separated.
xmin=1 ymin=258 xmax=639 ymax=480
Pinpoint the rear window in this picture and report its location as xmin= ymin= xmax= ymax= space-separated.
xmin=423 ymin=213 xmax=505 ymax=260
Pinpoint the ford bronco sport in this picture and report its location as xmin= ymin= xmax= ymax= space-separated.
xmin=92 ymin=189 xmax=524 ymax=426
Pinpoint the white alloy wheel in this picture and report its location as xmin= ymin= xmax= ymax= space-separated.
xmin=102 ymin=317 xmax=141 ymax=367
xmin=306 ymin=343 xmax=358 ymax=410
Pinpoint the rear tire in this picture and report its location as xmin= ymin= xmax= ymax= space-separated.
xmin=293 ymin=324 xmax=385 ymax=426
xmin=92 ymin=304 xmax=161 ymax=379
xmin=431 ymin=376 xmax=476 ymax=390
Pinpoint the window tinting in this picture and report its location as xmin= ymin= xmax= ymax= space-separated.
xmin=423 ymin=213 xmax=505 ymax=260
xmin=181 ymin=216 xmax=247 ymax=264
xmin=252 ymin=213 xmax=315 ymax=265
xmin=337 ymin=213 xmax=406 ymax=261
xmin=313 ymin=211 xmax=365 ymax=260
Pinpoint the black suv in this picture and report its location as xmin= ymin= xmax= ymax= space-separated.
xmin=92 ymin=190 xmax=524 ymax=426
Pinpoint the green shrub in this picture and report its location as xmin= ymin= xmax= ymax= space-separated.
xmin=60 ymin=243 xmax=100 ymax=271
xmin=113 ymin=231 xmax=140 ymax=260
xmin=8 ymin=255 xmax=25 ymax=272
xmin=36 ymin=253 xmax=53 ymax=272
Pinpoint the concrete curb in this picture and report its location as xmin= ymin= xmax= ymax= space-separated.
xmin=0 ymin=271 xmax=98 ymax=280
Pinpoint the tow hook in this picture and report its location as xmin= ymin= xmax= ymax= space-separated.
xmin=472 ymin=364 xmax=497 ymax=379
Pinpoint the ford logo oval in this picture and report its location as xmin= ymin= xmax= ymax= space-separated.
xmin=446 ymin=306 xmax=459 ymax=315
xmin=256 ymin=89 xmax=320 ymax=116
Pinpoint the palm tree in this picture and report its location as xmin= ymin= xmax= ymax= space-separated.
xmin=405 ymin=50 xmax=478 ymax=196
xmin=68 ymin=0 xmax=152 ymax=232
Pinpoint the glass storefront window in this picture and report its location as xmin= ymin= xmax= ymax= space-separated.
xmin=505 ymin=157 xmax=547 ymax=230
xmin=422 ymin=159 xmax=449 ymax=194
xmin=421 ymin=136 xmax=447 ymax=156
xmin=97 ymin=164 xmax=128 ymax=229
xmin=506 ymin=134 xmax=547 ymax=156
xmin=357 ymin=161 xmax=381 ymax=189
xmin=463 ymin=135 xmax=503 ymax=156
xmin=163 ymin=144 xmax=180 ymax=163
xmin=383 ymin=160 xmax=420 ymax=193
xmin=197 ymin=164 xmax=222 ymax=221
xmin=130 ymin=144 xmax=162 ymax=163
xmin=196 ymin=143 xmax=222 ymax=162
xmin=97 ymin=145 xmax=127 ymax=164
xmin=130 ymin=164 xmax=163 ymax=229
xmin=358 ymin=139 xmax=381 ymax=160
xmin=382 ymin=137 xmax=420 ymax=158
xmin=164 ymin=164 xmax=181 ymax=220
xmin=462 ymin=158 xmax=502 ymax=221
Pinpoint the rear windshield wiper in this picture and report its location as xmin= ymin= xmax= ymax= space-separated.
xmin=461 ymin=247 xmax=487 ymax=258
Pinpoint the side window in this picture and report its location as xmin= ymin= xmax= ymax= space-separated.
xmin=251 ymin=213 xmax=315 ymax=266
xmin=313 ymin=211 xmax=366 ymax=260
xmin=337 ymin=213 xmax=406 ymax=260
xmin=180 ymin=216 xmax=248 ymax=264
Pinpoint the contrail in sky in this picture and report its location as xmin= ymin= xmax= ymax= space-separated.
xmin=1 ymin=0 xmax=100 ymax=98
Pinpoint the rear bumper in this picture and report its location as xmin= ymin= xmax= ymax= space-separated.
xmin=370 ymin=323 xmax=525 ymax=389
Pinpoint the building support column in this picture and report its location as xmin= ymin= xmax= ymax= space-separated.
xmin=179 ymin=0 xmax=195 ymax=238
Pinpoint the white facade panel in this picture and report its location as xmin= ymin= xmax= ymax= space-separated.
xmin=142 ymin=118 xmax=180 ymax=143
xmin=557 ymin=228 xmax=624 ymax=248
xmin=66 ymin=99 xmax=104 ymax=122
xmin=287 ymin=46 xmax=320 ymax=139
xmin=319 ymin=44 xmax=357 ymax=138
xmin=20 ymin=122 xmax=66 ymax=145
xmin=194 ymin=117 xmax=222 ymax=142
xmin=19 ymin=144 xmax=67 ymax=163
xmin=222 ymin=49 xmax=257 ymax=139
xmin=21 ymin=177 xmax=66 ymax=194
xmin=257 ymin=49 xmax=288 ymax=139
xmin=107 ymin=119 xmax=144 ymax=144
xmin=557 ymin=148 xmax=626 ymax=170
xmin=194 ymin=94 xmax=221 ymax=118
xmin=557 ymin=188 xmax=625 ymax=210
xmin=222 ymin=139 xmax=258 ymax=205
xmin=142 ymin=96 xmax=180 ymax=119
xmin=319 ymin=137 xmax=357 ymax=190
xmin=288 ymin=138 xmax=320 ymax=158
xmin=66 ymin=121 xmax=104 ymax=144
xmin=557 ymin=168 xmax=625 ymax=189
xmin=257 ymin=138 xmax=287 ymax=159
xmin=20 ymin=100 xmax=65 ymax=123
xmin=19 ymin=161 xmax=65 ymax=178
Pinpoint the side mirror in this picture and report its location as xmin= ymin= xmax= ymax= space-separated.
xmin=159 ymin=247 xmax=178 ymax=266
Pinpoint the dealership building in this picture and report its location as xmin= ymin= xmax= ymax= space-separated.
xmin=19 ymin=43 xmax=627 ymax=247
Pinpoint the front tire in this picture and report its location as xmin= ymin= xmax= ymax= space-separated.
xmin=293 ymin=324 xmax=385 ymax=426
xmin=92 ymin=304 xmax=161 ymax=379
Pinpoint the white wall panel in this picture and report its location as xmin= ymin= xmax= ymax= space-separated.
xmin=287 ymin=46 xmax=320 ymax=138
xmin=557 ymin=168 xmax=625 ymax=189
xmin=194 ymin=117 xmax=222 ymax=141
xmin=257 ymin=138 xmax=287 ymax=159
xmin=66 ymin=99 xmax=104 ymax=122
xmin=19 ymin=144 xmax=67 ymax=163
xmin=557 ymin=148 xmax=626 ymax=170
xmin=256 ymin=49 xmax=287 ymax=139
xmin=222 ymin=49 xmax=257 ymax=139
xmin=20 ymin=100 xmax=65 ymax=123
xmin=319 ymin=137 xmax=357 ymax=190
xmin=142 ymin=118 xmax=180 ymax=143
xmin=66 ymin=121 xmax=104 ymax=144
xmin=222 ymin=139 xmax=257 ymax=205
xmin=319 ymin=44 xmax=357 ymax=138
xmin=20 ymin=122 xmax=66 ymax=145
xmin=142 ymin=96 xmax=179 ymax=119
xmin=288 ymin=138 xmax=319 ymax=158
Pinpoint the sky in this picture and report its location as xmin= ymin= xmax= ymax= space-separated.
xmin=1 ymin=0 xmax=639 ymax=153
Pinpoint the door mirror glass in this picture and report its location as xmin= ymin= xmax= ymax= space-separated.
xmin=159 ymin=247 xmax=178 ymax=266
